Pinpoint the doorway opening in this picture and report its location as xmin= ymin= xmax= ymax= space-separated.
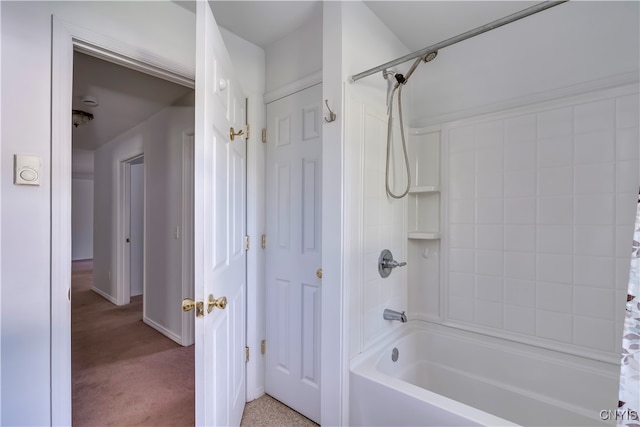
xmin=70 ymin=50 xmax=195 ymax=425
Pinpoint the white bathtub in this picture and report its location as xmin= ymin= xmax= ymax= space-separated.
xmin=350 ymin=322 xmax=618 ymax=426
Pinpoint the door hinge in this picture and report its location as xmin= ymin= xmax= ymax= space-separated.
xmin=245 ymin=235 xmax=250 ymax=251
xmin=246 ymin=123 xmax=250 ymax=140
xmin=261 ymin=128 xmax=267 ymax=144
xmin=261 ymin=339 xmax=266 ymax=355
xmin=261 ymin=234 xmax=266 ymax=249
xmin=245 ymin=346 xmax=250 ymax=363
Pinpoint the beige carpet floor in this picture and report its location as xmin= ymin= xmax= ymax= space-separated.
xmin=72 ymin=260 xmax=316 ymax=426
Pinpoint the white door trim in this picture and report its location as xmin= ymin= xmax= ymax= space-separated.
xmin=117 ymin=154 xmax=143 ymax=306
xmin=181 ymin=132 xmax=195 ymax=347
xmin=51 ymin=16 xmax=195 ymax=426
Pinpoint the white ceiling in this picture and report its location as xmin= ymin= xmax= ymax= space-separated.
xmin=72 ymin=52 xmax=192 ymax=151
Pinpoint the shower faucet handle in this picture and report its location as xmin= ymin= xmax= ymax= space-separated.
xmin=378 ymin=249 xmax=407 ymax=278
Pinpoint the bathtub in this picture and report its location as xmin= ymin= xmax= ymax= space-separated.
xmin=350 ymin=322 xmax=618 ymax=426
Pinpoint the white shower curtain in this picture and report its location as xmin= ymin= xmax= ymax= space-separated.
xmin=619 ymin=190 xmax=640 ymax=426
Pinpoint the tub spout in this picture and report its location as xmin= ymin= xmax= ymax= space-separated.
xmin=383 ymin=309 xmax=407 ymax=323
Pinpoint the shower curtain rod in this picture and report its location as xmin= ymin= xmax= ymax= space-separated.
xmin=350 ymin=0 xmax=568 ymax=83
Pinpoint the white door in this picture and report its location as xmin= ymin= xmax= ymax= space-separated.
xmin=194 ymin=2 xmax=246 ymax=425
xmin=265 ymin=84 xmax=322 ymax=423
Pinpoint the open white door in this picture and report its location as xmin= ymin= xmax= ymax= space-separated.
xmin=194 ymin=1 xmax=246 ymax=425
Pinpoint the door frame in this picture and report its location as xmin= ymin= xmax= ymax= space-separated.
xmin=51 ymin=16 xmax=194 ymax=425
xmin=117 ymin=154 xmax=144 ymax=306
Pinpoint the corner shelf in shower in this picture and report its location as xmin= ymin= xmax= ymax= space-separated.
xmin=408 ymin=186 xmax=440 ymax=194
xmin=407 ymin=231 xmax=441 ymax=240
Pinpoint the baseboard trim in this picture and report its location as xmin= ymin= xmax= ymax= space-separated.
xmin=143 ymin=316 xmax=183 ymax=345
xmin=91 ymin=286 xmax=117 ymax=305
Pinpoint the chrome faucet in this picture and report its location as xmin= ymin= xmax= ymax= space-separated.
xmin=383 ymin=309 xmax=407 ymax=323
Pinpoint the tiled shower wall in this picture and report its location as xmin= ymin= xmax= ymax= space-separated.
xmin=347 ymin=88 xmax=407 ymax=355
xmin=444 ymin=85 xmax=639 ymax=361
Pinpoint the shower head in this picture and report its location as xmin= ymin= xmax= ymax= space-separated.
xmin=423 ymin=51 xmax=438 ymax=62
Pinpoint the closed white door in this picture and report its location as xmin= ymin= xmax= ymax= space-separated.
xmin=194 ymin=2 xmax=246 ymax=425
xmin=265 ymin=84 xmax=322 ymax=423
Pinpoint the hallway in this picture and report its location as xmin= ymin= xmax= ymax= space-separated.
xmin=72 ymin=260 xmax=195 ymax=426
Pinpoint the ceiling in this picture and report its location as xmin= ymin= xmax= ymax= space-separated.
xmin=208 ymin=1 xmax=537 ymax=51
xmin=70 ymin=1 xmax=581 ymax=152
xmin=72 ymin=52 xmax=192 ymax=151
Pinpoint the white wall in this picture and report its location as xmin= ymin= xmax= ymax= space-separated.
xmin=265 ymin=7 xmax=322 ymax=94
xmin=408 ymin=1 xmax=640 ymax=127
xmin=93 ymin=98 xmax=194 ymax=343
xmin=0 ymin=2 xmax=194 ymax=424
xmin=72 ymin=178 xmax=94 ymax=260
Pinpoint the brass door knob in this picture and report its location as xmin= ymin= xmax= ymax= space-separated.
xmin=183 ymin=298 xmax=205 ymax=317
xmin=230 ymin=127 xmax=244 ymax=141
xmin=316 ymin=269 xmax=322 ymax=279
xmin=208 ymin=294 xmax=227 ymax=313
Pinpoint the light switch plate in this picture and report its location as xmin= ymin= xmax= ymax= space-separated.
xmin=14 ymin=154 xmax=41 ymax=186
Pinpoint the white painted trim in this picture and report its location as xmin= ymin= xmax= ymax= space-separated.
xmin=264 ymin=71 xmax=322 ymax=104
xmin=412 ymin=72 xmax=639 ymax=128
xmin=143 ymin=316 xmax=183 ymax=346
xmin=90 ymin=286 xmax=118 ymax=305
xmin=51 ymin=16 xmax=196 ymax=426
xmin=1 ymin=1 xmax=4 ymax=420
xmin=181 ymin=132 xmax=195 ymax=347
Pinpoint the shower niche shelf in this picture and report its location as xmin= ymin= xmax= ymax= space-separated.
xmin=407 ymin=127 xmax=440 ymax=240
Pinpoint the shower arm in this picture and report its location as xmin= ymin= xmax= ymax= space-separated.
xmin=350 ymin=1 xmax=568 ymax=83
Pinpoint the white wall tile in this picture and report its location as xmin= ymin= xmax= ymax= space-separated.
xmin=449 ymin=272 xmax=475 ymax=298
xmin=538 ymin=107 xmax=573 ymax=139
xmin=537 ymin=136 xmax=573 ymax=168
xmin=450 ymin=224 xmax=475 ymax=249
xmin=537 ymin=281 xmax=573 ymax=312
xmin=504 ymin=169 xmax=536 ymax=198
xmin=449 ymin=125 xmax=476 ymax=153
xmin=504 ymin=252 xmax=535 ymax=280
xmin=476 ymin=250 xmax=503 ymax=276
xmin=363 ymin=197 xmax=380 ymax=226
xmin=616 ymin=127 xmax=639 ymax=161
xmin=505 ymin=225 xmax=535 ymax=252
xmin=537 ymin=254 xmax=572 ymax=284
xmin=573 ymin=316 xmax=614 ymax=352
xmin=538 ymin=166 xmax=573 ymax=196
xmin=616 ymin=160 xmax=640 ymax=194
xmin=573 ymin=255 xmax=615 ymax=288
xmin=475 ymin=121 xmax=503 ymax=149
xmin=448 ymin=297 xmax=475 ymax=323
xmin=616 ymin=258 xmax=633 ymax=291
xmin=537 ymin=225 xmax=572 ymax=254
xmin=616 ymin=225 xmax=634 ymax=258
xmin=450 ymin=198 xmax=475 ymax=224
xmin=536 ymin=309 xmax=573 ymax=343
xmin=505 ymin=197 xmax=536 ymax=224
xmin=505 ymin=114 xmax=536 ymax=144
xmin=476 ymin=225 xmax=503 ymax=251
xmin=475 ymin=300 xmax=503 ymax=328
xmin=574 ymin=99 xmax=615 ymax=135
xmin=476 ymin=275 xmax=503 ymax=302
xmin=574 ymin=194 xmax=614 ymax=225
xmin=616 ymin=193 xmax=638 ymax=225
xmin=574 ymin=225 xmax=615 ymax=257
xmin=504 ymin=304 xmax=535 ymax=334
xmin=574 ymin=163 xmax=615 ymax=194
xmin=477 ymin=198 xmax=504 ymax=224
xmin=450 ymin=172 xmax=476 ymax=199
xmin=574 ymin=131 xmax=615 ymax=164
xmin=537 ymin=196 xmax=573 ymax=225
xmin=505 ymin=142 xmax=536 ymax=171
xmin=573 ymin=286 xmax=614 ymax=320
xmin=616 ymin=94 xmax=640 ymax=129
xmin=477 ymin=170 xmax=504 ymax=198
xmin=449 ymin=249 xmax=475 ymax=274
xmin=504 ymin=278 xmax=535 ymax=306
